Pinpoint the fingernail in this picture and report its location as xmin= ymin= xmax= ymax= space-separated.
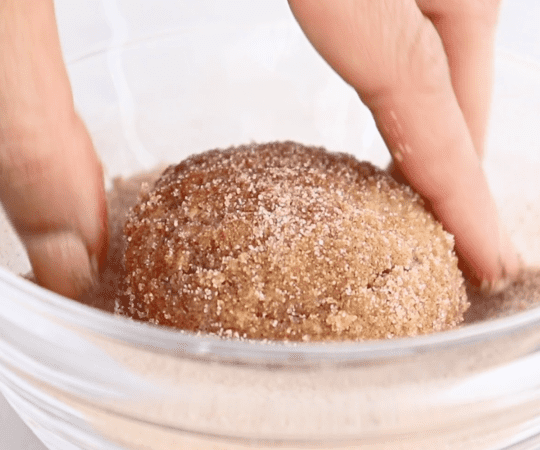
xmin=69 ymin=263 xmax=98 ymax=298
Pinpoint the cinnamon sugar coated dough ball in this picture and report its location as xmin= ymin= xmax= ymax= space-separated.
xmin=123 ymin=142 xmax=469 ymax=341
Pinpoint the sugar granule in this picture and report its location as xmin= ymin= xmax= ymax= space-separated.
xmin=119 ymin=141 xmax=468 ymax=341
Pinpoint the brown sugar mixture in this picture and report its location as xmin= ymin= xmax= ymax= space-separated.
xmin=116 ymin=141 xmax=468 ymax=341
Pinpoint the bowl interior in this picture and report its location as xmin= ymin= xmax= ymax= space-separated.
xmin=1 ymin=0 xmax=540 ymax=359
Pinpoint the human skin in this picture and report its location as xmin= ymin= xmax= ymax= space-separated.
xmin=288 ymin=0 xmax=520 ymax=292
xmin=0 ymin=0 xmax=518 ymax=299
xmin=0 ymin=0 xmax=108 ymax=299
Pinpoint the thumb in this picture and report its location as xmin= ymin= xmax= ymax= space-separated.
xmin=0 ymin=114 xmax=108 ymax=299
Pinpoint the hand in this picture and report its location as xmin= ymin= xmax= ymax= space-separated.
xmin=289 ymin=0 xmax=520 ymax=293
xmin=0 ymin=0 xmax=108 ymax=299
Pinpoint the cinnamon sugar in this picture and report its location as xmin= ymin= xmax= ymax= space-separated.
xmin=465 ymin=268 xmax=540 ymax=323
xmin=117 ymin=142 xmax=468 ymax=341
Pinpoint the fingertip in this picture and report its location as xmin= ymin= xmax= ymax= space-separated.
xmin=488 ymin=225 xmax=523 ymax=294
xmin=25 ymin=230 xmax=97 ymax=300
xmin=387 ymin=160 xmax=521 ymax=297
xmin=463 ymin=226 xmax=522 ymax=296
xmin=499 ymin=225 xmax=522 ymax=280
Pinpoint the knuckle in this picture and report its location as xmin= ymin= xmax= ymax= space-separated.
xmin=404 ymin=21 xmax=450 ymax=96
xmin=363 ymin=15 xmax=451 ymax=106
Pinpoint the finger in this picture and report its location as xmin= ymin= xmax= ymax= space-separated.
xmin=417 ymin=0 xmax=501 ymax=157
xmin=365 ymin=15 xmax=519 ymax=289
xmin=0 ymin=114 xmax=108 ymax=299
xmin=0 ymin=0 xmax=108 ymax=298
xmin=24 ymin=230 xmax=98 ymax=300
xmin=288 ymin=0 xmax=423 ymax=101
xmin=375 ymin=94 xmax=518 ymax=289
xmin=289 ymin=0 xmax=519 ymax=288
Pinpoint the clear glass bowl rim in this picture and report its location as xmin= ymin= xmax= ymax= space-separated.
xmin=3 ymin=33 xmax=540 ymax=369
xmin=3 ymin=266 xmax=540 ymax=368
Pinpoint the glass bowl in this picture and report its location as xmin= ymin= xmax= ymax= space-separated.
xmin=1 ymin=1 xmax=540 ymax=449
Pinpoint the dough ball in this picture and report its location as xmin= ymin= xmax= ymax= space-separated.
xmin=123 ymin=141 xmax=468 ymax=341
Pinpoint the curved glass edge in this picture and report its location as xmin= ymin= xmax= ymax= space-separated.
xmin=1 ymin=41 xmax=539 ymax=367
xmin=2 ymin=266 xmax=540 ymax=368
